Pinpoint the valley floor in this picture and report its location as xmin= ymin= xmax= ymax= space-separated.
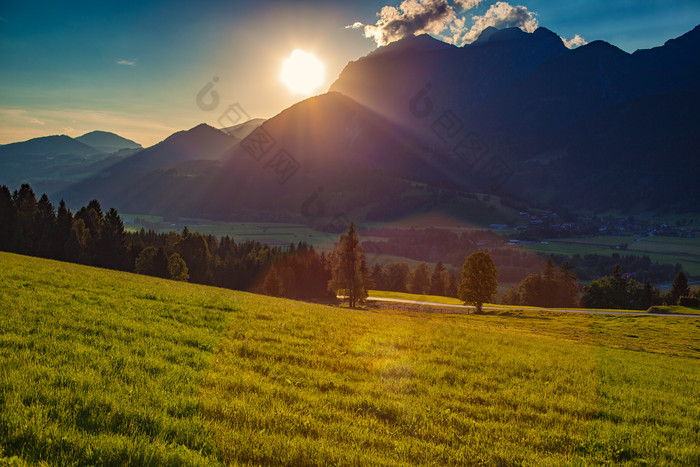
xmin=1 ymin=252 xmax=698 ymax=465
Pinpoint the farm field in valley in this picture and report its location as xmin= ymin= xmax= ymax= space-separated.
xmin=524 ymin=235 xmax=700 ymax=277
xmin=1 ymin=252 xmax=698 ymax=465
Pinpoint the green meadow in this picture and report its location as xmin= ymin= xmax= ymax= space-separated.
xmin=1 ymin=252 xmax=699 ymax=465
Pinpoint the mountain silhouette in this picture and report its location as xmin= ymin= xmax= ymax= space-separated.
xmin=0 ymin=133 xmax=137 ymax=196
xmin=58 ymin=24 xmax=700 ymax=219
xmin=75 ymin=131 xmax=142 ymax=153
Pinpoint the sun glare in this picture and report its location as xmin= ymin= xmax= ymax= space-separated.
xmin=280 ymin=49 xmax=325 ymax=96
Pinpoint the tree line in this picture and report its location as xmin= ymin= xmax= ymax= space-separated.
xmin=328 ymin=228 xmax=500 ymax=313
xmin=369 ymin=261 xmax=460 ymax=298
xmin=3 ymin=184 xmax=696 ymax=311
xmin=362 ymin=227 xmax=682 ymax=283
xmin=0 ymin=184 xmax=333 ymax=299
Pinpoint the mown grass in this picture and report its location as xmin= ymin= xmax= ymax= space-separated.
xmin=368 ymin=290 xmax=465 ymax=306
xmin=1 ymin=252 xmax=699 ymax=465
xmin=367 ymin=290 xmax=654 ymax=314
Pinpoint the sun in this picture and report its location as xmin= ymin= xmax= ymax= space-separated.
xmin=280 ymin=49 xmax=325 ymax=96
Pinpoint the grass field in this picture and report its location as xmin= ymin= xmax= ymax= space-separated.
xmin=121 ymin=216 xmax=341 ymax=250
xmin=524 ymin=235 xmax=700 ymax=277
xmin=366 ymin=290 xmax=700 ymax=315
xmin=1 ymin=252 xmax=699 ymax=465
xmin=368 ymin=290 xmax=465 ymax=306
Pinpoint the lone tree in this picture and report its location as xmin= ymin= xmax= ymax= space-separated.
xmin=328 ymin=222 xmax=368 ymax=307
xmin=458 ymin=251 xmax=498 ymax=314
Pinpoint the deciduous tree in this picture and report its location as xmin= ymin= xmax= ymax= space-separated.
xmin=458 ymin=252 xmax=498 ymax=313
xmin=409 ymin=262 xmax=431 ymax=295
xmin=430 ymin=261 xmax=446 ymax=296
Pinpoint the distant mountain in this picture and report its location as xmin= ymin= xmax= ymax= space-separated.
xmin=103 ymin=123 xmax=235 ymax=173
xmin=76 ymin=131 xmax=141 ymax=153
xmin=0 ymin=134 xmax=101 ymax=158
xmin=61 ymin=124 xmax=237 ymax=214
xmin=221 ymin=118 xmax=266 ymax=140
xmin=60 ymin=24 xmax=700 ymax=219
xmin=0 ymin=134 xmax=108 ymax=196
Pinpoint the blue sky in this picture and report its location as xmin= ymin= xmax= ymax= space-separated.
xmin=1 ymin=0 xmax=698 ymax=146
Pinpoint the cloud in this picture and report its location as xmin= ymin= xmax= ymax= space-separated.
xmin=456 ymin=1 xmax=538 ymax=44
xmin=363 ymin=0 xmax=458 ymax=46
xmin=0 ymin=108 xmax=44 ymax=125
xmin=355 ymin=0 xmax=586 ymax=48
xmin=116 ymin=59 xmax=136 ymax=66
xmin=562 ymin=34 xmax=587 ymax=49
xmin=454 ymin=0 xmax=485 ymax=9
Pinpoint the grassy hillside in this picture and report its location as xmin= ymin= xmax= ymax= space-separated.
xmin=1 ymin=252 xmax=698 ymax=465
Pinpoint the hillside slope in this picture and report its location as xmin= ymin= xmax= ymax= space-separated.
xmin=1 ymin=252 xmax=698 ymax=465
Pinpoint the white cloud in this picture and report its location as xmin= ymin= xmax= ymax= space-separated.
xmin=116 ymin=59 xmax=136 ymax=66
xmin=455 ymin=1 xmax=538 ymax=45
xmin=363 ymin=0 xmax=457 ymax=46
xmin=357 ymin=0 xmax=540 ymax=47
xmin=354 ymin=0 xmax=584 ymax=49
xmin=562 ymin=34 xmax=587 ymax=49
xmin=454 ymin=0 xmax=485 ymax=10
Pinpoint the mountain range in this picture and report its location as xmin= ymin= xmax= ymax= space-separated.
xmin=0 ymin=131 xmax=142 ymax=196
xmin=2 ymin=24 xmax=698 ymax=222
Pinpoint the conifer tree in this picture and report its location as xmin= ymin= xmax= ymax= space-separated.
xmin=328 ymin=222 xmax=368 ymax=307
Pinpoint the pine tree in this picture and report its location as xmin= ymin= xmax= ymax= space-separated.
xmin=12 ymin=184 xmax=38 ymax=254
xmin=74 ymin=200 xmax=104 ymax=264
xmin=0 ymin=185 xmax=15 ymax=250
xmin=328 ymin=222 xmax=368 ymax=307
xmin=53 ymin=200 xmax=73 ymax=260
xmin=97 ymin=208 xmax=127 ymax=270
xmin=35 ymin=194 xmax=56 ymax=258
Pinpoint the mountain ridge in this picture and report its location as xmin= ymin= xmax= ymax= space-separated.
xmin=26 ymin=24 xmax=700 ymax=219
